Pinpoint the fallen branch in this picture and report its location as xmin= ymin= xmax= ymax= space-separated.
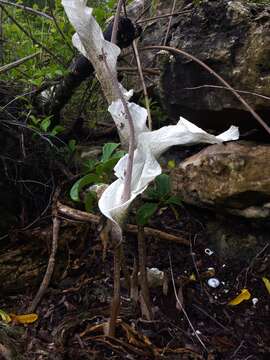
xmin=132 ymin=40 xmax=152 ymax=129
xmin=0 ymin=0 xmax=53 ymax=20
xmin=0 ymin=51 xmax=41 ymax=75
xmin=141 ymin=45 xmax=270 ymax=136
xmin=28 ymin=191 xmax=61 ymax=312
xmin=57 ymin=202 xmax=189 ymax=246
xmin=184 ymin=84 xmax=270 ymax=102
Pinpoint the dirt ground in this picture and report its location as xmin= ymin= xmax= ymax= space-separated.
xmin=1 ymin=203 xmax=269 ymax=360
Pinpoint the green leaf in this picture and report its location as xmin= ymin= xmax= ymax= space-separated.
xmin=84 ymin=191 xmax=97 ymax=212
xmin=83 ymin=159 xmax=97 ymax=173
xmin=136 ymin=202 xmax=158 ymax=226
xmin=29 ymin=114 xmax=39 ymax=125
xmin=68 ymin=139 xmax=76 ymax=153
xmin=40 ymin=117 xmax=51 ymax=132
xmin=166 ymin=195 xmax=182 ymax=206
xmin=101 ymin=143 xmax=120 ymax=162
xmin=155 ymin=174 xmax=171 ymax=197
xmin=95 ymin=157 xmax=119 ymax=178
xmin=51 ymin=125 xmax=65 ymax=136
xmin=70 ymin=174 xmax=100 ymax=202
xmin=145 ymin=188 xmax=160 ymax=201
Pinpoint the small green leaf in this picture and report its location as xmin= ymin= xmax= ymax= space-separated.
xmin=51 ymin=125 xmax=65 ymax=136
xmin=95 ymin=157 xmax=119 ymax=178
xmin=29 ymin=115 xmax=39 ymax=125
xmin=145 ymin=188 xmax=160 ymax=201
xmin=166 ymin=195 xmax=182 ymax=206
xmin=68 ymin=139 xmax=76 ymax=153
xmin=83 ymin=159 xmax=97 ymax=173
xmin=70 ymin=174 xmax=100 ymax=202
xmin=101 ymin=143 xmax=120 ymax=162
xmin=137 ymin=202 xmax=158 ymax=226
xmin=155 ymin=174 xmax=171 ymax=197
xmin=84 ymin=191 xmax=97 ymax=212
xmin=40 ymin=117 xmax=51 ymax=132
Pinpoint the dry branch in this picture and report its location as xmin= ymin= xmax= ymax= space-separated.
xmin=57 ymin=202 xmax=189 ymax=246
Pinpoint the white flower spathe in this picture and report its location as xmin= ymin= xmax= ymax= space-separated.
xmin=62 ymin=0 xmax=240 ymax=230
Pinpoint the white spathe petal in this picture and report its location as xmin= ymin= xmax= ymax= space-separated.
xmin=99 ymin=116 xmax=239 ymax=226
xmin=108 ymin=100 xmax=149 ymax=148
xmin=62 ymin=0 xmax=120 ymax=78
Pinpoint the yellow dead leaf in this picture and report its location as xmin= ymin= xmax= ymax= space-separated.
xmin=0 ymin=309 xmax=11 ymax=323
xmin=228 ymin=288 xmax=251 ymax=306
xmin=10 ymin=313 xmax=38 ymax=324
xmin=262 ymin=277 xmax=270 ymax=294
xmin=189 ymin=273 xmax=196 ymax=281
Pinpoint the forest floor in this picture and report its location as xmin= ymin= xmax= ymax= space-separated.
xmin=1 ymin=202 xmax=269 ymax=360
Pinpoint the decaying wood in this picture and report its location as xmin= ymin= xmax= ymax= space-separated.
xmin=57 ymin=202 xmax=189 ymax=246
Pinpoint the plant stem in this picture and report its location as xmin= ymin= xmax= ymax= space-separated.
xmin=138 ymin=225 xmax=153 ymax=320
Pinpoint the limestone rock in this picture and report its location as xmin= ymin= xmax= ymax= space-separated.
xmin=129 ymin=0 xmax=270 ymax=133
xmin=171 ymin=141 xmax=270 ymax=218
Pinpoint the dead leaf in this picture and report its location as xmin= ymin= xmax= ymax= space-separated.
xmin=0 ymin=309 xmax=11 ymax=323
xmin=262 ymin=277 xmax=270 ymax=294
xmin=228 ymin=289 xmax=251 ymax=306
xmin=10 ymin=313 xmax=38 ymax=324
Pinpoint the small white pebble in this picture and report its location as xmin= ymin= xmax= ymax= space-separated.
xmin=252 ymin=298 xmax=259 ymax=306
xmin=207 ymin=278 xmax=220 ymax=288
xmin=205 ymin=248 xmax=214 ymax=256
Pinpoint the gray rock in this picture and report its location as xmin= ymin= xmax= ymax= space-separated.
xmin=130 ymin=0 xmax=270 ymax=133
xmin=171 ymin=141 xmax=270 ymax=218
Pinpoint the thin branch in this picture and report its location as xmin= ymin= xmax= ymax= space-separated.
xmin=138 ymin=226 xmax=153 ymax=320
xmin=118 ymin=66 xmax=160 ymax=76
xmin=0 ymin=51 xmax=40 ymax=74
xmin=111 ymin=0 xmax=123 ymax=44
xmin=108 ymin=226 xmax=122 ymax=337
xmin=168 ymin=253 xmax=208 ymax=352
xmin=0 ymin=0 xmax=53 ymax=20
xmin=141 ymin=45 xmax=270 ymax=136
xmin=57 ymin=202 xmax=189 ymax=246
xmin=28 ymin=190 xmax=60 ymax=312
xmin=0 ymin=4 xmax=66 ymax=66
xmin=132 ymin=40 xmax=152 ymax=130
xmin=185 ymin=84 xmax=270 ymax=102
xmin=48 ymin=0 xmax=74 ymax=55
xmin=163 ymin=0 xmax=177 ymax=45
xmin=137 ymin=10 xmax=191 ymax=24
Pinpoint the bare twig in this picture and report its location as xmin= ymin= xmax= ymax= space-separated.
xmin=168 ymin=253 xmax=208 ymax=352
xmin=138 ymin=226 xmax=153 ymax=320
xmin=57 ymin=202 xmax=189 ymax=246
xmin=163 ymin=0 xmax=177 ymax=45
xmin=185 ymin=84 xmax=270 ymax=102
xmin=0 ymin=51 xmax=40 ymax=74
xmin=111 ymin=0 xmax=123 ymax=44
xmin=48 ymin=0 xmax=74 ymax=55
xmin=108 ymin=226 xmax=122 ymax=337
xmin=0 ymin=4 xmax=66 ymax=66
xmin=28 ymin=190 xmax=60 ymax=312
xmin=132 ymin=40 xmax=152 ymax=129
xmin=137 ymin=10 xmax=191 ymax=24
xmin=118 ymin=66 xmax=160 ymax=76
xmin=141 ymin=45 xmax=270 ymax=136
xmin=0 ymin=0 xmax=53 ymax=20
